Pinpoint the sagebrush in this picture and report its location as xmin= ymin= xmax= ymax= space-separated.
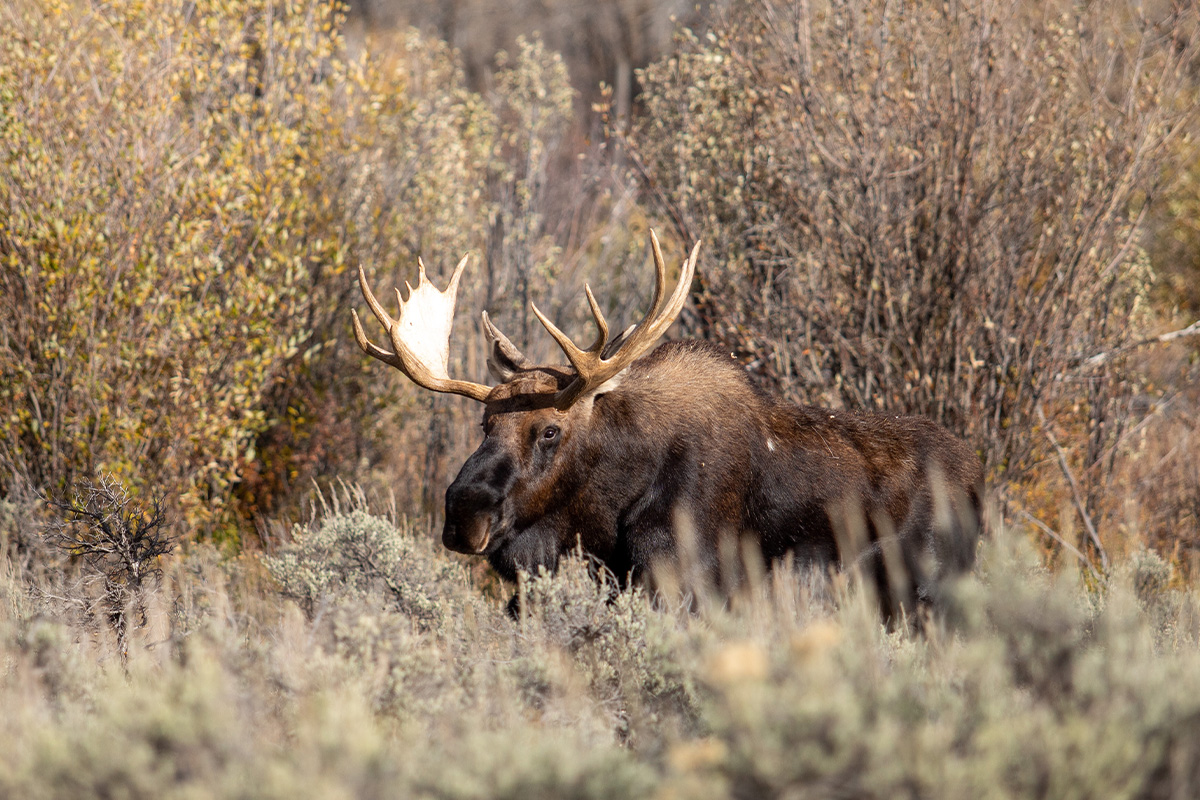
xmin=5 ymin=506 xmax=1200 ymax=797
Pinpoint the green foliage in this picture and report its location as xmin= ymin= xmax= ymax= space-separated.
xmin=479 ymin=35 xmax=577 ymax=352
xmin=265 ymin=506 xmax=691 ymax=739
xmin=1154 ymin=98 xmax=1200 ymax=315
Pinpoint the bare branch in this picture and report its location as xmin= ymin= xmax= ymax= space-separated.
xmin=45 ymin=475 xmax=174 ymax=662
xmin=1036 ymin=406 xmax=1109 ymax=573
xmin=1074 ymin=319 xmax=1200 ymax=369
xmin=1010 ymin=503 xmax=1099 ymax=582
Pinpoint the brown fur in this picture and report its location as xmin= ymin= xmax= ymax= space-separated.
xmin=441 ymin=339 xmax=983 ymax=617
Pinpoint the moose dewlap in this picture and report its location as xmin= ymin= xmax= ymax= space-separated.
xmin=353 ymin=232 xmax=983 ymax=617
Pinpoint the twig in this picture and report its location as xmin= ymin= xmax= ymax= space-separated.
xmin=1036 ymin=405 xmax=1109 ymax=572
xmin=1010 ymin=503 xmax=1099 ymax=582
xmin=1073 ymin=319 xmax=1200 ymax=369
xmin=616 ymin=134 xmax=694 ymax=247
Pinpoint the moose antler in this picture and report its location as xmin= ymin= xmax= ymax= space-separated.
xmin=533 ymin=230 xmax=700 ymax=409
xmin=352 ymin=257 xmax=492 ymax=402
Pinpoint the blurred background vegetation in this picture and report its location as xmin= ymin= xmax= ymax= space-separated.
xmin=2 ymin=0 xmax=1200 ymax=794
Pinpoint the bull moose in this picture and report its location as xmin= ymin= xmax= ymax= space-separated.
xmin=352 ymin=232 xmax=982 ymax=617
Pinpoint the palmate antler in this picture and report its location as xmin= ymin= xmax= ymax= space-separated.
xmin=534 ymin=231 xmax=701 ymax=408
xmin=352 ymin=256 xmax=492 ymax=402
xmin=352 ymin=231 xmax=700 ymax=408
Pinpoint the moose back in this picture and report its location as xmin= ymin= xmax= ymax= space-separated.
xmin=353 ymin=233 xmax=983 ymax=615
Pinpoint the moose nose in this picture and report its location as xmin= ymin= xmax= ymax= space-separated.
xmin=442 ymin=447 xmax=514 ymax=554
xmin=442 ymin=515 xmax=493 ymax=554
xmin=443 ymin=475 xmax=506 ymax=554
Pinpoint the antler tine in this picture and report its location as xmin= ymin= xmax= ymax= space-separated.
xmin=530 ymin=300 xmax=589 ymax=375
xmin=353 ymin=261 xmax=492 ymax=403
xmin=351 ymin=309 xmax=403 ymax=369
xmin=583 ymin=284 xmax=610 ymax=353
xmin=647 ymin=229 xmax=667 ymax=321
xmin=446 ymin=254 xmax=469 ymax=297
xmin=605 ymin=237 xmax=699 ymax=364
xmin=538 ymin=231 xmax=700 ymax=409
xmin=353 ymin=266 xmax=408 ymax=369
xmin=482 ymin=310 xmax=534 ymax=375
xmin=529 ymin=280 xmax=614 ymax=363
xmin=359 ymin=264 xmax=396 ymax=330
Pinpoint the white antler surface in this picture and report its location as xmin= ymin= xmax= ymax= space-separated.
xmin=353 ymin=256 xmax=491 ymax=402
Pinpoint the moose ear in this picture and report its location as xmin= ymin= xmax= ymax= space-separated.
xmin=601 ymin=324 xmax=637 ymax=359
xmin=482 ymin=311 xmax=532 ymax=382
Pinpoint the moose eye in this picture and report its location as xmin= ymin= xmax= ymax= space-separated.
xmin=541 ymin=425 xmax=560 ymax=442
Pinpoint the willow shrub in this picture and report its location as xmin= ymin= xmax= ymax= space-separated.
xmin=631 ymin=0 xmax=1199 ymax=561
xmin=0 ymin=0 xmax=493 ymax=540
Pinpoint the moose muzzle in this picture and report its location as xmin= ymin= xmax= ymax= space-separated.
xmin=442 ymin=446 xmax=514 ymax=554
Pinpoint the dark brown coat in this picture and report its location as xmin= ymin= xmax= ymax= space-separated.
xmin=443 ymin=339 xmax=982 ymax=615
